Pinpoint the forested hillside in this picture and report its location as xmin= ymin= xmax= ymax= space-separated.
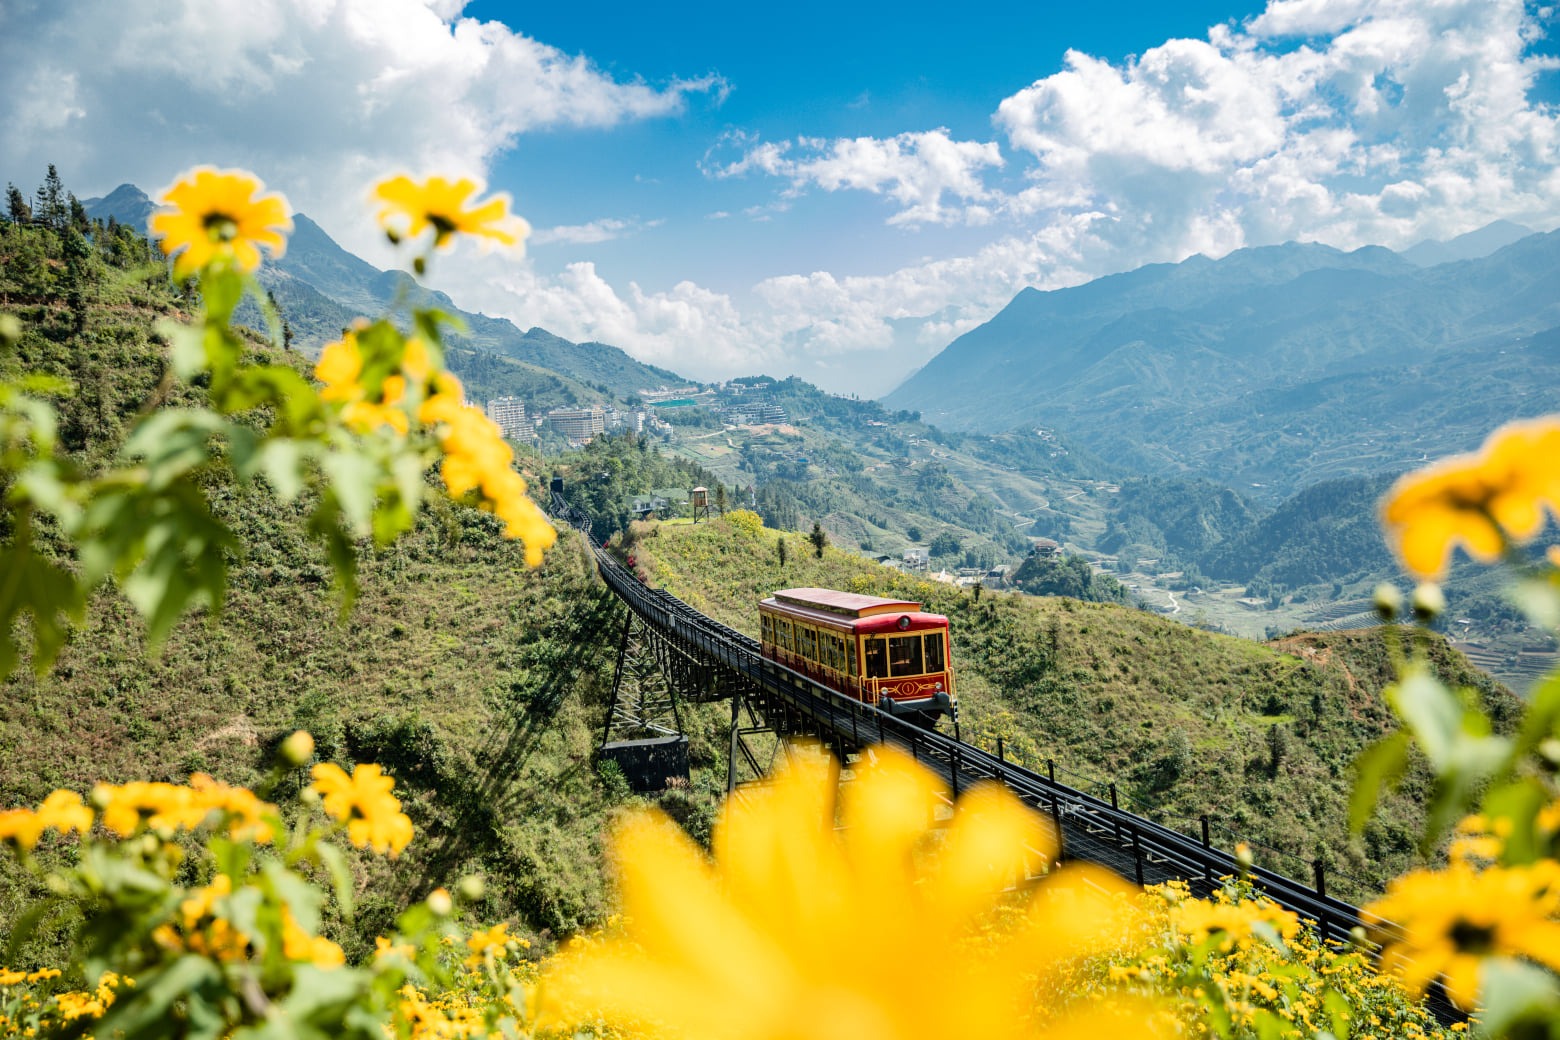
xmin=886 ymin=233 xmax=1560 ymax=498
xmin=0 ymin=194 xmax=729 ymax=960
xmin=623 ymin=514 xmax=1518 ymax=904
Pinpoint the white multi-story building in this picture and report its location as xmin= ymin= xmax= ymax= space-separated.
xmin=485 ymin=397 xmax=528 ymax=439
xmin=546 ymin=406 xmax=606 ymax=444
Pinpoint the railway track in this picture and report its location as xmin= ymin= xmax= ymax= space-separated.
xmin=555 ymin=501 xmax=1459 ymax=1022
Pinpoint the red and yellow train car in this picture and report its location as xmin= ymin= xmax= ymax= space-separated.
xmin=758 ymin=587 xmax=954 ymax=719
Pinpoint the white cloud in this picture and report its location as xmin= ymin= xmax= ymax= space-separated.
xmin=530 ymin=217 xmax=662 ymax=246
xmin=708 ymin=129 xmax=1005 ymax=226
xmin=0 ymin=0 xmax=721 ymax=260
xmin=994 ymin=0 xmax=1560 ymax=262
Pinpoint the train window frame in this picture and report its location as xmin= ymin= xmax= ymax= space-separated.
xmin=761 ymin=614 xmax=773 ymax=646
xmin=888 ymin=634 xmax=924 ymax=677
xmin=848 ymin=636 xmax=859 ymax=677
xmin=777 ymin=618 xmax=793 ymax=653
xmin=798 ymin=625 xmax=818 ymax=662
xmin=923 ymin=631 xmax=945 ymax=673
xmin=864 ymin=637 xmax=888 ymax=679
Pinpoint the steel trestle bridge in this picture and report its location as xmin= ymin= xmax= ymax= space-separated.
xmin=553 ymin=499 xmax=1458 ymax=1022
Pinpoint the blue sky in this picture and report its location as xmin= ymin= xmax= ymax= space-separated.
xmin=4 ymin=0 xmax=1560 ymax=395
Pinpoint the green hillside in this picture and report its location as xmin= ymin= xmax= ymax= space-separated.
xmin=622 ymin=513 xmax=1518 ymax=904
xmin=885 ymin=234 xmax=1560 ymax=499
xmin=0 ymin=206 xmax=730 ymax=963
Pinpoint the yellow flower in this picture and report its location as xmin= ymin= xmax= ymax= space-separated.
xmin=150 ymin=167 xmax=292 ymax=279
xmin=373 ymin=174 xmax=528 ymax=251
xmin=281 ymin=908 xmax=346 ymax=969
xmin=465 ymin=922 xmax=512 ymax=967
xmin=315 ymin=331 xmax=365 ymax=404
xmin=542 ymin=744 xmax=1159 ymax=1040
xmin=1364 ymin=861 xmax=1560 ymax=1008
xmin=308 ymin=762 xmax=414 ymax=856
xmin=418 ymin=376 xmax=556 ymax=565
xmin=1381 ymin=415 xmax=1560 ymax=579
xmin=0 ymin=790 xmax=93 ymax=850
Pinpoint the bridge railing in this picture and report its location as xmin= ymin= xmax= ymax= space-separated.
xmin=549 ymin=496 xmax=1457 ymax=1021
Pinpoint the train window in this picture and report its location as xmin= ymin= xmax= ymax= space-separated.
xmin=799 ymin=625 xmax=817 ymax=661
xmin=828 ymin=634 xmax=845 ymax=672
xmin=848 ymin=638 xmax=859 ymax=676
xmin=777 ymin=619 xmax=792 ymax=652
xmin=761 ymin=614 xmax=773 ymax=645
xmin=888 ymin=635 xmax=924 ymax=677
xmin=864 ymin=638 xmax=887 ymax=678
xmin=923 ymin=632 xmax=945 ymax=672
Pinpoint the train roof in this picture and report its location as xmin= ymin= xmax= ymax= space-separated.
xmin=764 ymin=587 xmax=925 ymax=619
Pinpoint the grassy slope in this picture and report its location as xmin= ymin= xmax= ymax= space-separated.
xmin=0 ymin=219 xmax=727 ymax=963
xmin=625 ymin=514 xmax=1518 ymax=904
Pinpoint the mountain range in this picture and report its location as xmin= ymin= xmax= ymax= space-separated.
xmin=82 ymin=185 xmax=683 ymax=405
xmin=885 ymin=227 xmax=1560 ymax=500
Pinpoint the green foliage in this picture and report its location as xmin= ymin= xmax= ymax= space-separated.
xmin=1011 ymin=552 xmax=1128 ymax=604
xmin=630 ymin=518 xmax=1514 ymax=904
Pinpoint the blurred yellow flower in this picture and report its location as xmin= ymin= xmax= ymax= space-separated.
xmin=1364 ymin=861 xmax=1560 ymax=1008
xmin=543 ymin=745 xmax=1157 ymax=1040
xmin=1381 ymin=416 xmax=1560 ymax=579
xmin=419 ymin=373 xmax=556 ymax=565
xmin=308 ymin=762 xmax=414 ymax=856
xmin=281 ymin=908 xmax=346 ymax=969
xmin=150 ymin=166 xmax=292 ymax=280
xmin=373 ymin=174 xmax=528 ymax=251
xmin=465 ymin=922 xmax=512 ymax=968
xmin=0 ymin=790 xmax=93 ymax=850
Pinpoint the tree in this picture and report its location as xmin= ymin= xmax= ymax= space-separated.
xmin=35 ymin=164 xmax=68 ymax=230
xmin=6 ymin=183 xmax=30 ymax=224
xmin=715 ymin=484 xmax=727 ymax=515
xmin=906 ymin=525 xmax=923 ymax=543
xmin=809 ymin=521 xmax=828 ymax=559
xmin=776 ymin=538 xmax=788 ymax=567
xmin=929 ymin=531 xmax=962 ymax=558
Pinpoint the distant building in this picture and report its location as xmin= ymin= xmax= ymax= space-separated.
xmin=485 ymin=396 xmax=528 ymax=439
xmin=1030 ymin=538 xmax=1061 ymax=558
xmin=723 ymin=401 xmax=789 ymax=426
xmin=903 ymin=548 xmax=929 ymax=569
xmin=546 ymin=406 xmax=606 ymax=444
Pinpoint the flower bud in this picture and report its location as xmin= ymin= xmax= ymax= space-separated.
xmin=427 ymin=887 xmax=453 ymax=916
xmin=457 ymin=876 xmax=486 ymax=904
xmin=279 ymin=730 xmax=315 ymax=768
xmin=1372 ymin=583 xmax=1403 ymax=623
xmin=1234 ymin=841 xmax=1254 ymax=872
xmin=1411 ymin=582 xmax=1446 ymax=623
xmin=0 ymin=314 xmax=21 ymax=350
xmin=298 ymin=787 xmax=322 ymax=808
xmin=1539 ymin=738 xmax=1560 ymax=772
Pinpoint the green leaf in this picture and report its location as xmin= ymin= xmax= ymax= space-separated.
xmin=1386 ymin=666 xmax=1461 ymax=769
xmin=1483 ymin=778 xmax=1551 ymax=864
xmin=1476 ymin=957 xmax=1560 ymax=1038
xmin=1348 ymin=732 xmax=1409 ymax=836
xmin=4 ymin=895 xmax=63 ymax=961
xmin=321 ymin=450 xmax=378 ymax=536
xmin=314 ymin=840 xmax=356 ymax=920
xmin=0 ymin=525 xmax=87 ymax=680
xmin=157 ymin=318 xmax=208 ymax=379
xmin=200 ymin=266 xmax=245 ymax=329
xmin=93 ymin=954 xmax=223 ymax=1040
xmin=1512 ymin=576 xmax=1560 ymax=631
xmin=257 ymin=439 xmax=308 ymax=502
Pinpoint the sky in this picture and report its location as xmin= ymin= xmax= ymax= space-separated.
xmin=4 ymin=0 xmax=1560 ymax=397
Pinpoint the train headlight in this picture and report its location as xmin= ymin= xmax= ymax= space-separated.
xmin=897 ymin=615 xmax=911 ymax=630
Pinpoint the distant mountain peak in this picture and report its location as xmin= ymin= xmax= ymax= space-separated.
xmin=81 ymin=183 xmax=154 ymax=231
xmin=1402 ymin=220 xmax=1536 ymax=267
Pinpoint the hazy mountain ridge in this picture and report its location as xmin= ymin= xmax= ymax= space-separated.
xmin=83 ymin=187 xmax=684 ymax=402
xmin=886 ymin=227 xmax=1560 ymax=499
